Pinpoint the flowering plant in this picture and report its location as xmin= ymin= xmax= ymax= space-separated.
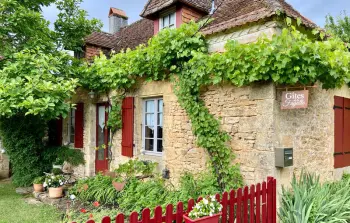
xmin=44 ymin=174 xmax=66 ymax=188
xmin=188 ymin=196 xmax=222 ymax=220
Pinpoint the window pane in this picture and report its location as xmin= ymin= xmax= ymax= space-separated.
xmin=157 ymin=113 xmax=163 ymax=126
xmin=145 ymin=126 xmax=154 ymax=138
xmin=146 ymin=100 xmax=155 ymax=113
xmin=157 ymin=140 xmax=163 ymax=152
xmin=145 ymin=114 xmax=155 ymax=126
xmin=97 ymin=148 xmax=104 ymax=160
xmin=145 ymin=139 xmax=154 ymax=151
xmin=158 ymin=100 xmax=163 ymax=112
xmin=157 ymin=126 xmax=163 ymax=139
xmin=170 ymin=13 xmax=175 ymax=26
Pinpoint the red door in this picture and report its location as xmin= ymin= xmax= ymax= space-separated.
xmin=95 ymin=103 xmax=109 ymax=173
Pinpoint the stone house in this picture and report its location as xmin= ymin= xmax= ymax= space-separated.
xmin=56 ymin=0 xmax=350 ymax=189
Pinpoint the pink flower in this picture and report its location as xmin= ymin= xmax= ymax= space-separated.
xmin=89 ymin=213 xmax=94 ymax=219
xmin=80 ymin=208 xmax=87 ymax=213
xmin=93 ymin=201 xmax=100 ymax=207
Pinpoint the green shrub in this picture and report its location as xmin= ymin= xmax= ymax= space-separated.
xmin=69 ymin=174 xmax=118 ymax=205
xmin=117 ymin=171 xmax=221 ymax=215
xmin=57 ymin=146 xmax=85 ymax=166
xmin=0 ymin=115 xmax=52 ymax=186
xmin=342 ymin=172 xmax=350 ymax=181
xmin=114 ymin=159 xmax=157 ymax=179
xmin=279 ymin=172 xmax=350 ymax=223
xmin=52 ymin=168 xmax=63 ymax=175
xmin=33 ymin=176 xmax=45 ymax=184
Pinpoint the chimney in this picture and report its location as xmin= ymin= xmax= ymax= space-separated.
xmin=109 ymin=7 xmax=128 ymax=34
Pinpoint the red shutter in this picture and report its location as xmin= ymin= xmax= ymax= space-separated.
xmin=344 ymin=98 xmax=350 ymax=167
xmin=334 ymin=96 xmax=344 ymax=168
xmin=121 ymin=97 xmax=134 ymax=157
xmin=75 ymin=103 xmax=84 ymax=149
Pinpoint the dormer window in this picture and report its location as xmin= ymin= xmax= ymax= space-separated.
xmin=160 ymin=11 xmax=176 ymax=30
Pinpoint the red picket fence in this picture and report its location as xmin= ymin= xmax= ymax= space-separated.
xmin=76 ymin=177 xmax=276 ymax=223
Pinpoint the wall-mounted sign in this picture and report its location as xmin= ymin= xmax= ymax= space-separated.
xmin=281 ymin=90 xmax=309 ymax=109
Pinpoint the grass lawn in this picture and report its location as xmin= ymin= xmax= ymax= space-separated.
xmin=0 ymin=179 xmax=62 ymax=223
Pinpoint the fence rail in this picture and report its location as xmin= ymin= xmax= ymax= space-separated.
xmin=75 ymin=177 xmax=276 ymax=223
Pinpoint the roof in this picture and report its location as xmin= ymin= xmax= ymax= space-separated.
xmin=109 ymin=7 xmax=128 ymax=19
xmin=85 ymin=0 xmax=317 ymax=50
xmin=112 ymin=19 xmax=154 ymax=52
xmin=85 ymin=19 xmax=154 ymax=52
xmin=140 ymin=0 xmax=212 ymax=18
xmin=202 ymin=0 xmax=317 ymax=35
xmin=85 ymin=31 xmax=115 ymax=49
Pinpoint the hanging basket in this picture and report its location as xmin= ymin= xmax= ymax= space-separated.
xmin=183 ymin=213 xmax=221 ymax=223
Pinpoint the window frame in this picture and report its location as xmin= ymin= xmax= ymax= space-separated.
xmin=142 ymin=98 xmax=163 ymax=156
xmin=68 ymin=107 xmax=76 ymax=145
xmin=159 ymin=10 xmax=176 ymax=30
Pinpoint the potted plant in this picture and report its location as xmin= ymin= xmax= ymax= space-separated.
xmin=44 ymin=174 xmax=66 ymax=198
xmin=53 ymin=157 xmax=64 ymax=170
xmin=183 ymin=196 xmax=222 ymax=223
xmin=112 ymin=176 xmax=126 ymax=191
xmin=33 ymin=176 xmax=45 ymax=192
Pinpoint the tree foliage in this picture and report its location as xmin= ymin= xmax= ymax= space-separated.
xmin=0 ymin=0 xmax=99 ymax=186
xmin=326 ymin=11 xmax=350 ymax=46
xmin=54 ymin=0 xmax=102 ymax=52
xmin=79 ymin=21 xmax=350 ymax=190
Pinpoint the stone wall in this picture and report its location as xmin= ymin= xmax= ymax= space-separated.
xmin=274 ymin=85 xmax=350 ymax=188
xmin=0 ymin=140 xmax=9 ymax=179
xmin=107 ymin=81 xmax=276 ymax=186
xmin=206 ymin=21 xmax=281 ymax=53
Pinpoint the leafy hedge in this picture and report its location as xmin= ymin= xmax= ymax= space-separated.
xmin=0 ymin=115 xmax=51 ymax=186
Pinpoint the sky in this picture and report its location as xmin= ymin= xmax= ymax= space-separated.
xmin=42 ymin=0 xmax=350 ymax=33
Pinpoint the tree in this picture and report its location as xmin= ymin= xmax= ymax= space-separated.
xmin=326 ymin=11 xmax=350 ymax=45
xmin=0 ymin=0 xmax=101 ymax=186
xmin=55 ymin=0 xmax=103 ymax=52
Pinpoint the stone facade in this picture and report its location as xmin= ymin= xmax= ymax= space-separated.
xmin=62 ymin=20 xmax=350 ymax=191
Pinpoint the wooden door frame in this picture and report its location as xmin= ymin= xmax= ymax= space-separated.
xmin=95 ymin=102 xmax=109 ymax=173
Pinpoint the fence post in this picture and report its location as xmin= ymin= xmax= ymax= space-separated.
xmin=267 ymin=177 xmax=273 ymax=223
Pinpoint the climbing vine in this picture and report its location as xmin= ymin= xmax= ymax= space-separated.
xmin=79 ymin=20 xmax=350 ymax=190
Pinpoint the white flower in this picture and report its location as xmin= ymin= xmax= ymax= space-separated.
xmin=203 ymin=198 xmax=208 ymax=205
xmin=43 ymin=182 xmax=47 ymax=187
xmin=51 ymin=176 xmax=54 ymax=179
xmin=70 ymin=194 xmax=76 ymax=200
xmin=210 ymin=195 xmax=216 ymax=201
xmin=60 ymin=182 xmax=63 ymax=186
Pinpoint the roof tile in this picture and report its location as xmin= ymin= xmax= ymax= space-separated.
xmin=141 ymin=0 xmax=212 ymax=18
xmin=202 ymin=0 xmax=317 ymax=35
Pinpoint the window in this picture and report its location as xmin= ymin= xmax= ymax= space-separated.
xmin=143 ymin=98 xmax=163 ymax=154
xmin=68 ymin=108 xmax=75 ymax=144
xmin=160 ymin=12 xmax=176 ymax=30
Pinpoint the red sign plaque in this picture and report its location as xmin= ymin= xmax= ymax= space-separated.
xmin=281 ymin=90 xmax=309 ymax=109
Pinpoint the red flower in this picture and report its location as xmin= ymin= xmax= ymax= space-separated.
xmin=89 ymin=213 xmax=94 ymax=219
xmin=80 ymin=208 xmax=87 ymax=213
xmin=93 ymin=201 xmax=100 ymax=207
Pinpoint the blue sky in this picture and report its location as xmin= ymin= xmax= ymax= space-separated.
xmin=43 ymin=0 xmax=350 ymax=32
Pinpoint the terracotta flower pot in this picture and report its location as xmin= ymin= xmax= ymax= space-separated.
xmin=183 ymin=213 xmax=221 ymax=223
xmin=48 ymin=187 xmax=63 ymax=198
xmin=33 ymin=184 xmax=44 ymax=192
xmin=112 ymin=181 xmax=126 ymax=191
